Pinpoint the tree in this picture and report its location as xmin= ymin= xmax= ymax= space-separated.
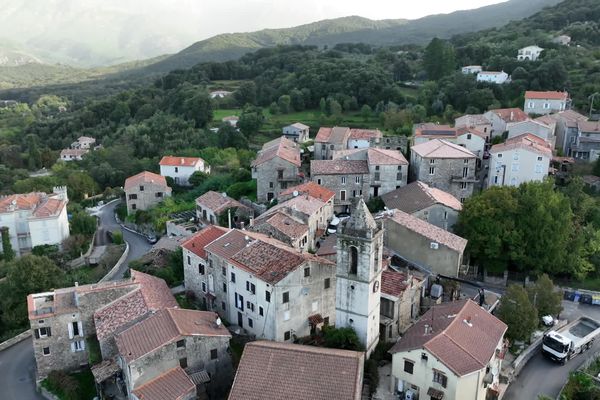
xmin=277 ymin=95 xmax=292 ymax=114
xmin=234 ymin=81 xmax=257 ymax=106
xmin=423 ymin=38 xmax=456 ymax=80
xmin=189 ymin=171 xmax=209 ymax=187
xmin=529 ymin=274 xmax=563 ymax=318
xmin=70 ymin=212 xmax=97 ymax=236
xmin=238 ymin=107 xmax=264 ymax=136
xmin=497 ymin=284 xmax=538 ymax=342
xmin=0 ymin=226 xmax=15 ymax=261
xmin=360 ymin=104 xmax=372 ymax=121
xmin=321 ymin=326 xmax=364 ymax=351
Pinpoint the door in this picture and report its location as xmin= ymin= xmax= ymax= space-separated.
xmin=237 ymin=311 xmax=243 ymax=328
xmin=208 ymin=275 xmax=214 ymax=292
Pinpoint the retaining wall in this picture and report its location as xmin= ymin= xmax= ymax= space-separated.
xmin=0 ymin=330 xmax=31 ymax=352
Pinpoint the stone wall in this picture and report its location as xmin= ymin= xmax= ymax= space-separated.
xmin=411 ymin=154 xmax=476 ymax=201
xmin=253 ymin=157 xmax=300 ymax=203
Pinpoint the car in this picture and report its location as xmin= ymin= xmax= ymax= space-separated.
xmin=327 ymin=217 xmax=341 ymax=235
xmin=146 ymin=234 xmax=158 ymax=244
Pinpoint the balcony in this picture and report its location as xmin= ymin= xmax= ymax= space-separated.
xmin=451 ymin=175 xmax=479 ymax=183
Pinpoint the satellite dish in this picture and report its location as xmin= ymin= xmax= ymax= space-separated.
xmin=293 ymin=190 xmax=299 ymax=197
xmin=215 ymin=317 xmax=222 ymax=327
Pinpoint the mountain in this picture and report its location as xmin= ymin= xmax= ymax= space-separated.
xmin=141 ymin=0 xmax=561 ymax=75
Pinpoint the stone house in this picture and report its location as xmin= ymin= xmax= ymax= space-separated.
xmin=488 ymin=134 xmax=552 ymax=187
xmin=455 ymin=127 xmax=487 ymax=159
xmin=371 ymin=135 xmax=409 ymax=153
xmin=383 ymin=209 xmax=468 ymax=277
xmin=115 ymin=308 xmax=232 ymax=399
xmin=195 ymin=190 xmax=252 ymax=226
xmin=314 ymin=126 xmax=382 ymax=159
xmin=380 ymin=267 xmax=424 ymax=342
xmin=252 ymin=137 xmax=302 ymax=203
xmin=381 ymin=181 xmax=462 ymax=232
xmin=315 ymin=233 xmax=338 ymax=263
xmin=0 ymin=187 xmax=70 ymax=257
xmin=282 ymin=122 xmax=310 ymax=143
xmin=389 ymin=299 xmax=507 ymax=400
xmin=461 ymin=65 xmax=482 ymax=74
xmin=413 ymin=123 xmax=457 ymax=145
xmin=506 ymin=119 xmax=554 ymax=146
xmin=222 ymin=116 xmax=239 ymax=127
xmin=60 ymin=149 xmax=88 ymax=161
xmin=410 ymin=139 xmax=477 ymax=202
xmin=553 ymin=35 xmax=571 ymax=46
xmin=251 ymin=188 xmax=334 ymax=251
xmin=310 ymin=159 xmax=371 ymax=213
xmin=549 ymin=110 xmax=588 ymax=156
xmin=347 ymin=128 xmax=383 ymax=149
xmin=524 ymin=91 xmax=569 ymax=115
xmin=124 ymin=171 xmax=172 ymax=215
xmin=484 ymin=108 xmax=529 ymax=138
xmin=71 ymin=136 xmax=96 ymax=150
xmin=476 ymin=71 xmax=509 ymax=84
xmin=517 ymin=45 xmax=544 ymax=61
xmin=333 ymin=147 xmax=409 ymax=197
xmin=130 ymin=367 xmax=195 ymax=400
xmin=27 ymin=271 xmax=176 ymax=380
xmin=159 ymin=156 xmax=210 ymax=186
xmin=571 ymin=120 xmax=600 ymax=162
xmin=454 ymin=114 xmax=492 ymax=141
xmin=184 ymin=229 xmax=337 ymax=342
xmin=229 ymin=341 xmax=365 ymax=400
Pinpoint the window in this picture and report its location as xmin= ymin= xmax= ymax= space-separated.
xmin=535 ymin=164 xmax=543 ymax=173
xmin=511 ymin=163 xmax=519 ymax=172
xmin=429 ymin=159 xmax=435 ymax=164
xmin=179 ymin=358 xmax=188 ymax=369
xmin=139 ymin=185 xmax=144 ymax=191
xmin=421 ymin=352 xmax=429 ymax=361
xmin=221 ymin=301 xmax=226 ymax=311
xmin=36 ymin=327 xmax=51 ymax=339
xmin=528 ymin=101 xmax=534 ymax=109
xmin=497 ymin=153 xmax=503 ymax=158
xmin=223 ymin=282 xmax=227 ymax=293
xmin=321 ymin=144 xmax=326 ymax=150
xmin=128 ymin=194 xmax=137 ymax=200
xmin=433 ymin=370 xmax=448 ymax=388
xmin=330 ymin=144 xmax=334 ymax=150
xmin=444 ymin=211 xmax=448 ymax=220
xmin=537 ymin=156 xmax=543 ymax=161
xmin=265 ymin=290 xmax=271 ymax=302
xmin=72 ymin=340 xmax=85 ymax=352
xmin=404 ymin=360 xmax=414 ymax=374
xmin=350 ymin=246 xmax=358 ymax=275
xmin=156 ymin=191 xmax=163 ymax=198
xmin=304 ymin=267 xmax=310 ymax=277
xmin=221 ymin=266 xmax=226 ymax=276
xmin=544 ymin=102 xmax=550 ymax=109
xmin=460 ymin=197 xmax=466 ymax=203
xmin=341 ymin=176 xmax=347 ymax=184
xmin=467 ymin=134 xmax=472 ymax=140
xmin=429 ymin=167 xmax=435 ymax=175
xmin=464 ymin=158 xmax=469 ymax=164
xmin=460 ymin=182 xmax=467 ymax=189
xmin=396 ymin=172 xmax=403 ymax=180
xmin=283 ymin=291 xmax=289 ymax=303
xmin=68 ymin=321 xmax=82 ymax=339
xmin=269 ymin=182 xmax=274 ymax=189
xmin=374 ymin=172 xmax=380 ymax=181
xmin=278 ymin=170 xmax=284 ymax=179
xmin=246 ymin=281 xmax=256 ymax=294
xmin=259 ymin=306 xmax=264 ymax=316
xmin=174 ymin=167 xmax=179 ymax=173
xmin=187 ymin=256 xmax=191 ymax=265
xmin=231 ymin=272 xmax=236 ymax=283
xmin=201 ymin=282 xmax=207 ymax=293
xmin=324 ymin=278 xmax=331 ymax=289
xmin=248 ymin=318 xmax=253 ymax=328
xmin=340 ymin=190 xmax=346 ymax=201
xmin=317 ymin=178 xmax=322 ymax=185
xmin=176 ymin=339 xmax=185 ymax=348
xmin=42 ymin=347 xmax=50 ymax=356
xmin=375 ymin=165 xmax=380 ymax=171
xmin=246 ymin=301 xmax=255 ymax=312
xmin=462 ymin=167 xmax=468 ymax=177
xmin=324 ymin=317 xmax=330 ymax=325
xmin=284 ymin=331 xmax=291 ymax=341
xmin=235 ymin=293 xmax=244 ymax=311
xmin=355 ymin=176 xmax=360 ymax=184
xmin=131 ymin=204 xmax=137 ymax=210
xmin=198 ymin=264 xmax=205 ymax=274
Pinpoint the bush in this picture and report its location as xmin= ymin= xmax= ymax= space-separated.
xmin=111 ymin=231 xmax=124 ymax=245
xmin=321 ymin=326 xmax=364 ymax=351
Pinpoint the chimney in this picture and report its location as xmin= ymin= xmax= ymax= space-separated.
xmin=180 ymin=158 xmax=184 ymax=165
xmin=424 ymin=324 xmax=430 ymax=335
xmin=510 ymin=111 xmax=514 ymax=121
xmin=240 ymin=221 xmax=245 ymax=230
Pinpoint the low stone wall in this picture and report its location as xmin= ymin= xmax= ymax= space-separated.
xmin=38 ymin=386 xmax=60 ymax=400
xmin=99 ymin=241 xmax=129 ymax=283
xmin=0 ymin=330 xmax=31 ymax=352
xmin=512 ymin=320 xmax=567 ymax=377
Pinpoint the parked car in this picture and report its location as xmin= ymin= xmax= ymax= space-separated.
xmin=327 ymin=217 xmax=341 ymax=235
xmin=146 ymin=234 xmax=158 ymax=244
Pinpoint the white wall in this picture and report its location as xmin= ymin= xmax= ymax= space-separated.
xmin=456 ymin=133 xmax=485 ymax=158
xmin=160 ymin=164 xmax=205 ymax=186
xmin=347 ymin=139 xmax=370 ymax=149
xmin=29 ymin=206 xmax=70 ymax=248
xmin=488 ymin=148 xmax=550 ymax=187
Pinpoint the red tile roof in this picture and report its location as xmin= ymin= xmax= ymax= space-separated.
xmin=311 ymin=159 xmax=369 ymax=175
xmin=116 ymin=309 xmax=230 ymax=362
xmin=381 ymin=269 xmax=410 ymax=298
xmin=133 ymin=367 xmax=195 ymax=400
xmin=367 ymin=148 xmax=408 ymax=165
xmin=456 ymin=126 xmax=487 ymax=139
xmin=32 ymin=198 xmax=66 ymax=218
xmin=195 ymin=191 xmax=248 ymax=215
xmin=390 ymin=300 xmax=507 ymax=376
xmin=181 ymin=225 xmax=228 ymax=260
xmin=259 ymin=212 xmax=309 ymax=240
xmin=386 ymin=210 xmax=467 ymax=253
xmin=124 ymin=171 xmax=168 ymax=191
xmin=490 ymin=133 xmax=552 ymax=158
xmin=488 ymin=108 xmax=529 ymax=123
xmin=315 ymin=126 xmax=351 ymax=144
xmin=229 ymin=341 xmax=364 ymax=400
xmin=159 ymin=156 xmax=204 ymax=167
xmin=279 ymin=182 xmax=335 ymax=202
xmin=525 ymin=91 xmax=569 ymax=101
xmin=0 ymin=192 xmax=66 ymax=218
xmin=579 ymin=121 xmax=600 ymax=133
xmin=349 ymin=128 xmax=382 ymax=140
xmin=252 ymin=137 xmax=301 ymax=167
xmin=382 ymin=181 xmax=462 ymax=214
xmin=411 ymin=139 xmax=476 ymax=159
xmin=414 ymin=123 xmax=457 ymax=138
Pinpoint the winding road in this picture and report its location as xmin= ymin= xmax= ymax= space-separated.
xmin=0 ymin=199 xmax=152 ymax=400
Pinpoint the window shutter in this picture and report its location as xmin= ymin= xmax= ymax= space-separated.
xmin=70 ymin=342 xmax=76 ymax=352
xmin=78 ymin=322 xmax=84 ymax=337
xmin=68 ymin=322 xmax=74 ymax=339
xmin=47 ymin=327 xmax=52 ymax=337
xmin=34 ymin=329 xmax=40 ymax=339
xmin=81 ymin=340 xmax=86 ymax=351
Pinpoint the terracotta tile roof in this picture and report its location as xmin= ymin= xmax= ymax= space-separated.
xmin=311 ymin=159 xmax=369 ymax=175
xmin=252 ymin=137 xmax=301 ymax=167
xmin=456 ymin=127 xmax=487 ymax=139
xmin=381 ymin=269 xmax=410 ymax=298
xmin=381 ymin=181 xmax=462 ymax=214
xmin=525 ymin=91 xmax=569 ymax=101
xmin=411 ymin=139 xmax=476 ymax=159
xmin=579 ymin=120 xmax=600 ymax=133
xmin=60 ymin=149 xmax=88 ymax=157
xmin=124 ymin=171 xmax=168 ymax=191
xmin=229 ymin=341 xmax=364 ymax=400
xmin=414 ymin=123 xmax=457 ymax=138
xmin=133 ymin=367 xmax=195 ymax=400
xmin=286 ymin=122 xmax=309 ymax=129
xmin=349 ymin=128 xmax=382 ymax=140
xmin=279 ymin=182 xmax=335 ymax=202
xmin=93 ymin=271 xmax=178 ymax=341
xmin=77 ymin=136 xmax=96 ymax=143
xmin=257 ymin=212 xmax=309 ymax=241
xmin=534 ymin=115 xmax=559 ymax=126
xmin=315 ymin=126 xmax=351 ymax=144
xmin=195 ymin=191 xmax=247 ymax=215
xmin=488 ymin=108 xmax=529 ymax=123
xmin=390 ymin=299 xmax=507 ymax=376
xmin=455 ymin=114 xmax=491 ymax=128
xmin=265 ymin=195 xmax=327 ymax=219
xmin=0 ymin=192 xmax=66 ymax=218
xmin=490 ymin=133 xmax=552 ymax=158
xmin=181 ymin=225 xmax=229 ymax=260
xmin=159 ymin=156 xmax=204 ymax=167
xmin=387 ymin=209 xmax=467 ymax=253
xmin=32 ymin=198 xmax=66 ymax=218
xmin=334 ymin=147 xmax=407 ymax=165
xmin=557 ymin=110 xmax=588 ymax=126
xmin=116 ymin=309 xmax=230 ymax=362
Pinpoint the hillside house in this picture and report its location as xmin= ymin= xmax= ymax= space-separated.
xmin=551 ymin=110 xmax=589 ymax=156
xmin=124 ymin=171 xmax=172 ymax=215
xmin=195 ymin=191 xmax=252 ymax=226
xmin=59 ymin=149 xmax=88 ymax=161
xmin=380 ymin=267 xmax=424 ymax=342
xmin=71 ymin=136 xmax=96 ymax=150
xmin=517 ymin=45 xmax=544 ymax=61
xmin=571 ymin=120 xmax=600 ymax=162
xmin=413 ymin=123 xmax=457 ymax=145
xmin=461 ymin=65 xmax=482 ymax=74
xmin=282 ymin=122 xmax=310 ymax=142
xmin=506 ymin=119 xmax=554 ymax=145
xmin=454 ymin=114 xmax=492 ymax=141
xmin=222 ymin=116 xmax=239 ymax=127
xmin=553 ymin=35 xmax=571 ymax=46
xmin=524 ymin=91 xmax=569 ymax=115
xmin=389 ymin=299 xmax=507 ymax=400
xmin=476 ymin=71 xmax=509 ymax=84
xmin=456 ymin=127 xmax=487 ymax=158
xmin=0 ymin=187 xmax=69 ymax=257
xmin=252 ymin=137 xmax=302 ymax=203
xmin=209 ymin=90 xmax=232 ymax=98
xmin=484 ymin=108 xmax=529 ymax=138
xmin=310 ymin=159 xmax=371 ymax=212
xmin=314 ymin=126 xmax=382 ymax=159
xmin=159 ymin=156 xmax=210 ymax=186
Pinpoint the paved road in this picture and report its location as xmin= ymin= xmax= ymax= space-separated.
xmin=0 ymin=199 xmax=152 ymax=400
xmin=504 ymin=300 xmax=600 ymax=400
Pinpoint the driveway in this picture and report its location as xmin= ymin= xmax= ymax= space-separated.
xmin=0 ymin=199 xmax=153 ymax=400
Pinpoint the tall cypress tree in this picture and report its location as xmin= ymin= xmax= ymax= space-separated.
xmin=0 ymin=226 xmax=15 ymax=261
